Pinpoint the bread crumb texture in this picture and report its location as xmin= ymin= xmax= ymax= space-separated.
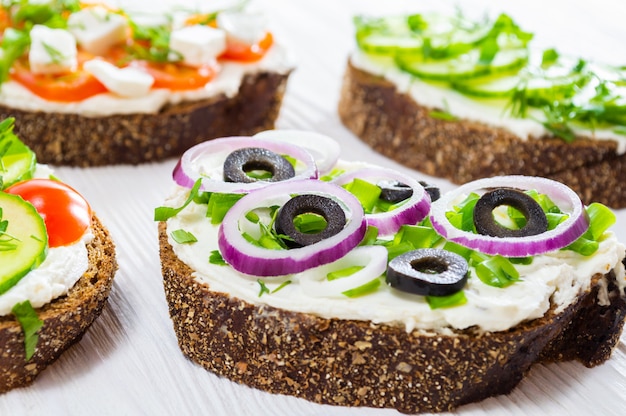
xmin=158 ymin=223 xmax=626 ymax=413
xmin=0 ymin=71 xmax=289 ymax=166
xmin=0 ymin=216 xmax=117 ymax=393
xmin=338 ymin=62 xmax=626 ymax=208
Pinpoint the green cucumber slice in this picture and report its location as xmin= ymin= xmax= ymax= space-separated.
xmin=0 ymin=118 xmax=36 ymax=190
xmin=355 ymin=16 xmax=422 ymax=55
xmin=396 ymin=48 xmax=529 ymax=81
xmin=0 ymin=192 xmax=48 ymax=295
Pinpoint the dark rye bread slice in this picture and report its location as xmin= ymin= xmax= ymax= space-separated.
xmin=158 ymin=222 xmax=626 ymax=413
xmin=0 ymin=215 xmax=117 ymax=393
xmin=0 ymin=70 xmax=290 ymax=166
xmin=338 ymin=60 xmax=626 ymax=208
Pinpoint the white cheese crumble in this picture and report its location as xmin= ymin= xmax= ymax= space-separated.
xmin=67 ymin=6 xmax=128 ymax=55
xmin=164 ymin=178 xmax=626 ymax=333
xmin=83 ymin=59 xmax=154 ymax=97
xmin=29 ymin=25 xmax=77 ymax=75
xmin=169 ymin=25 xmax=227 ymax=67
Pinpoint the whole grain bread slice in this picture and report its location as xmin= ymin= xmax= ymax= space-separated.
xmin=0 ymin=71 xmax=290 ymax=166
xmin=158 ymin=222 xmax=626 ymax=413
xmin=338 ymin=60 xmax=626 ymax=208
xmin=0 ymin=215 xmax=117 ymax=393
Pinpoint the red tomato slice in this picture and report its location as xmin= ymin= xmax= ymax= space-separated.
xmin=221 ymin=31 xmax=274 ymax=62
xmin=130 ymin=60 xmax=217 ymax=90
xmin=10 ymin=59 xmax=108 ymax=102
xmin=5 ymin=179 xmax=92 ymax=248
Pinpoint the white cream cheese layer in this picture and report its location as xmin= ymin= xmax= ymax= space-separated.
xmin=165 ymin=185 xmax=626 ymax=333
xmin=0 ymin=231 xmax=93 ymax=316
xmin=350 ymin=51 xmax=626 ymax=155
xmin=0 ymin=44 xmax=293 ymax=117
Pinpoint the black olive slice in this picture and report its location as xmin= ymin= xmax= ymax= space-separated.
xmin=275 ymin=194 xmax=346 ymax=248
xmin=223 ymin=147 xmax=295 ymax=183
xmin=386 ymin=248 xmax=468 ymax=296
xmin=418 ymin=180 xmax=441 ymax=202
xmin=473 ymin=188 xmax=548 ymax=238
xmin=378 ymin=180 xmax=413 ymax=203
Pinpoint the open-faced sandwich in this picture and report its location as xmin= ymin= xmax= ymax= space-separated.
xmin=0 ymin=0 xmax=292 ymax=166
xmin=338 ymin=11 xmax=626 ymax=208
xmin=156 ymin=130 xmax=626 ymax=413
xmin=0 ymin=118 xmax=117 ymax=393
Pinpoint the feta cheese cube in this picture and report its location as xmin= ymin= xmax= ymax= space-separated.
xmin=217 ymin=10 xmax=268 ymax=45
xmin=29 ymin=25 xmax=77 ymax=75
xmin=83 ymin=59 xmax=154 ymax=97
xmin=67 ymin=6 xmax=128 ymax=55
xmin=169 ymin=25 xmax=226 ymax=67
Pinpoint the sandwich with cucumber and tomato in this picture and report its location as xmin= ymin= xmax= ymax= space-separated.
xmin=0 ymin=0 xmax=292 ymax=166
xmin=156 ymin=130 xmax=626 ymax=413
xmin=339 ymin=11 xmax=626 ymax=208
xmin=0 ymin=118 xmax=117 ymax=393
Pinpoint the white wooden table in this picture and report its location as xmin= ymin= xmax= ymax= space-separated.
xmin=1 ymin=0 xmax=625 ymax=414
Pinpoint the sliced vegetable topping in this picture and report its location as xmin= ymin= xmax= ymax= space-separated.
xmin=354 ymin=12 xmax=626 ymax=140
xmin=217 ymin=179 xmax=366 ymax=276
xmin=429 ymin=176 xmax=589 ymax=257
xmin=173 ymin=136 xmax=318 ymax=194
xmin=11 ymin=300 xmax=44 ymax=360
xmin=0 ymin=117 xmax=36 ymax=190
xmin=0 ymin=192 xmax=48 ymax=295
xmin=223 ymin=147 xmax=295 ymax=183
xmin=5 ymin=178 xmax=91 ymax=248
xmin=332 ymin=166 xmax=431 ymax=236
xmin=386 ymin=248 xmax=469 ymax=297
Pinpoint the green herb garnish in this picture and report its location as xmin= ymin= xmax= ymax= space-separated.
xmin=426 ymin=290 xmax=467 ymax=309
xmin=209 ymin=250 xmax=227 ymax=265
xmin=154 ymin=179 xmax=202 ymax=221
xmin=170 ymin=229 xmax=197 ymax=244
xmin=11 ymin=300 xmax=43 ymax=360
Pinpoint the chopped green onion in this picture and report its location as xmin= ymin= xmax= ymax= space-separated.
xmin=209 ymin=250 xmax=227 ymax=266
xmin=206 ymin=193 xmax=245 ymax=224
xmin=426 ymin=290 xmax=467 ymax=309
xmin=327 ymin=265 xmax=365 ymax=281
xmin=342 ymin=277 xmax=381 ymax=297
xmin=343 ymin=178 xmax=382 ymax=213
xmin=293 ymin=212 xmax=327 ymax=234
xmin=170 ymin=229 xmax=197 ymax=244
xmin=475 ymin=255 xmax=519 ymax=288
xmin=257 ymin=279 xmax=270 ymax=297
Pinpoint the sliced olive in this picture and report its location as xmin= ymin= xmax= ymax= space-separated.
xmin=223 ymin=147 xmax=295 ymax=183
xmin=275 ymin=194 xmax=346 ymax=248
xmin=419 ymin=180 xmax=441 ymax=202
xmin=386 ymin=248 xmax=468 ymax=296
xmin=378 ymin=180 xmax=413 ymax=203
xmin=473 ymin=188 xmax=548 ymax=238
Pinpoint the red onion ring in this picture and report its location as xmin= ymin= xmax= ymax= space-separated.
xmin=218 ymin=179 xmax=367 ymax=276
xmin=429 ymin=176 xmax=589 ymax=257
xmin=173 ymin=136 xmax=318 ymax=193
xmin=253 ymin=129 xmax=341 ymax=175
xmin=332 ymin=166 xmax=431 ymax=236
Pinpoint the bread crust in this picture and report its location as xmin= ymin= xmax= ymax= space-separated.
xmin=0 ymin=71 xmax=290 ymax=166
xmin=158 ymin=222 xmax=626 ymax=413
xmin=0 ymin=215 xmax=117 ymax=393
xmin=338 ymin=60 xmax=626 ymax=208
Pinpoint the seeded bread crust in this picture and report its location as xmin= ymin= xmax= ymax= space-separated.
xmin=158 ymin=222 xmax=626 ymax=413
xmin=0 ymin=70 xmax=290 ymax=166
xmin=0 ymin=215 xmax=117 ymax=393
xmin=338 ymin=60 xmax=626 ymax=208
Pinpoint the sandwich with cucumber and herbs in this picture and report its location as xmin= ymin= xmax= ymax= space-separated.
xmin=156 ymin=130 xmax=626 ymax=413
xmin=339 ymin=11 xmax=626 ymax=208
xmin=0 ymin=118 xmax=117 ymax=393
xmin=0 ymin=0 xmax=292 ymax=166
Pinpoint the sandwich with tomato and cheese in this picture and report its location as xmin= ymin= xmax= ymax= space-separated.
xmin=156 ymin=130 xmax=626 ymax=413
xmin=0 ymin=0 xmax=293 ymax=166
xmin=0 ymin=117 xmax=117 ymax=392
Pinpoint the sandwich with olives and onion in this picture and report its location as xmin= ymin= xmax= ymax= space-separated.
xmin=0 ymin=0 xmax=292 ymax=166
xmin=156 ymin=130 xmax=626 ymax=413
xmin=0 ymin=118 xmax=117 ymax=393
xmin=339 ymin=11 xmax=626 ymax=208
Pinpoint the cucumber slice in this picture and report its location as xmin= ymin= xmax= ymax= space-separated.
xmin=355 ymin=16 xmax=422 ymax=55
xmin=396 ymin=48 xmax=529 ymax=81
xmin=0 ymin=192 xmax=48 ymax=295
xmin=0 ymin=119 xmax=36 ymax=190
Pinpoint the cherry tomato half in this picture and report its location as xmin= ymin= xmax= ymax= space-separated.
xmin=5 ymin=179 xmax=92 ymax=247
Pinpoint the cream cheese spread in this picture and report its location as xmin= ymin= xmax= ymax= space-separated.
xmin=0 ymin=231 xmax=92 ymax=316
xmin=164 ymin=182 xmax=626 ymax=333
xmin=350 ymin=51 xmax=626 ymax=155
xmin=0 ymin=44 xmax=293 ymax=117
